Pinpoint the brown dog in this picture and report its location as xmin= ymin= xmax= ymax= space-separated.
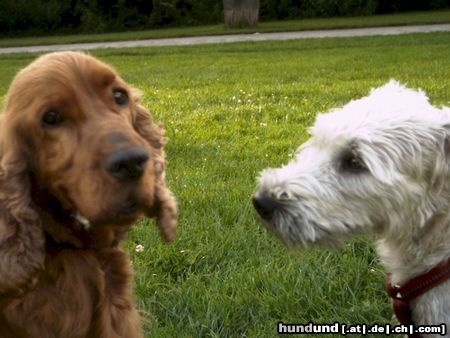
xmin=0 ymin=51 xmax=177 ymax=337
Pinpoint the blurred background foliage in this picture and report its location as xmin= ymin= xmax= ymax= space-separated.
xmin=0 ymin=0 xmax=448 ymax=36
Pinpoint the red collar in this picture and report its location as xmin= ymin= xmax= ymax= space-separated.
xmin=386 ymin=258 xmax=450 ymax=338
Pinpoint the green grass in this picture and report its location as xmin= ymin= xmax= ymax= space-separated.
xmin=1 ymin=32 xmax=450 ymax=337
xmin=0 ymin=10 xmax=449 ymax=48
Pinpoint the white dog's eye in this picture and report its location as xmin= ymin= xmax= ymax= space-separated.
xmin=340 ymin=152 xmax=367 ymax=173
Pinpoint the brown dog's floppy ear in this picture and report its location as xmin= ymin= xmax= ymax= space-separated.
xmin=0 ymin=119 xmax=45 ymax=295
xmin=131 ymin=91 xmax=178 ymax=241
xmin=131 ymin=88 xmax=165 ymax=150
xmin=152 ymin=183 xmax=178 ymax=242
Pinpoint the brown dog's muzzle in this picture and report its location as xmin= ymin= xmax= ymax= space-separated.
xmin=105 ymin=147 xmax=149 ymax=181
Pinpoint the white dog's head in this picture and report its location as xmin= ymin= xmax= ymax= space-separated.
xmin=254 ymin=81 xmax=450 ymax=247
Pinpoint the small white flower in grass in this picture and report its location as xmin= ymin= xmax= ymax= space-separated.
xmin=135 ymin=244 xmax=144 ymax=252
xmin=260 ymin=122 xmax=267 ymax=127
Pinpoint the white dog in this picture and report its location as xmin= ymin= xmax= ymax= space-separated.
xmin=254 ymin=81 xmax=450 ymax=336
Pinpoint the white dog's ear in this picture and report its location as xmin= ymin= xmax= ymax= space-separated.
xmin=427 ymin=124 xmax=450 ymax=190
xmin=442 ymin=124 xmax=450 ymax=162
xmin=444 ymin=131 xmax=450 ymax=157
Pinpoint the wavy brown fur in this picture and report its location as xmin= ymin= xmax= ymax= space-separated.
xmin=0 ymin=51 xmax=177 ymax=337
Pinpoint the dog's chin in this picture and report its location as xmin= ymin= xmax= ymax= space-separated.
xmin=261 ymin=213 xmax=342 ymax=248
xmin=76 ymin=198 xmax=151 ymax=228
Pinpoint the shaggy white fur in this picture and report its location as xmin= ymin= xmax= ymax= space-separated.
xmin=254 ymin=80 xmax=450 ymax=336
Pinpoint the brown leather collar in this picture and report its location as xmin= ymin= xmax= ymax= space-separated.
xmin=386 ymin=258 xmax=450 ymax=338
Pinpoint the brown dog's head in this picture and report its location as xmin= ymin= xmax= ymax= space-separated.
xmin=0 ymin=51 xmax=177 ymax=250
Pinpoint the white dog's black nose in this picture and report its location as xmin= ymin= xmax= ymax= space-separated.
xmin=105 ymin=147 xmax=149 ymax=181
xmin=253 ymin=194 xmax=280 ymax=219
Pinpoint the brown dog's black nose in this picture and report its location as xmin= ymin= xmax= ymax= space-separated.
xmin=105 ymin=147 xmax=149 ymax=181
xmin=252 ymin=194 xmax=280 ymax=220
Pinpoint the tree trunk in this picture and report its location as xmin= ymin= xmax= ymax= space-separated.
xmin=223 ymin=0 xmax=260 ymax=28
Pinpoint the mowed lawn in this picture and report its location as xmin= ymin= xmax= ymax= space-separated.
xmin=1 ymin=32 xmax=449 ymax=337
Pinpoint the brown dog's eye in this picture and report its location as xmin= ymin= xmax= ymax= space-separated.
xmin=42 ymin=110 xmax=65 ymax=127
xmin=113 ymin=89 xmax=129 ymax=106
